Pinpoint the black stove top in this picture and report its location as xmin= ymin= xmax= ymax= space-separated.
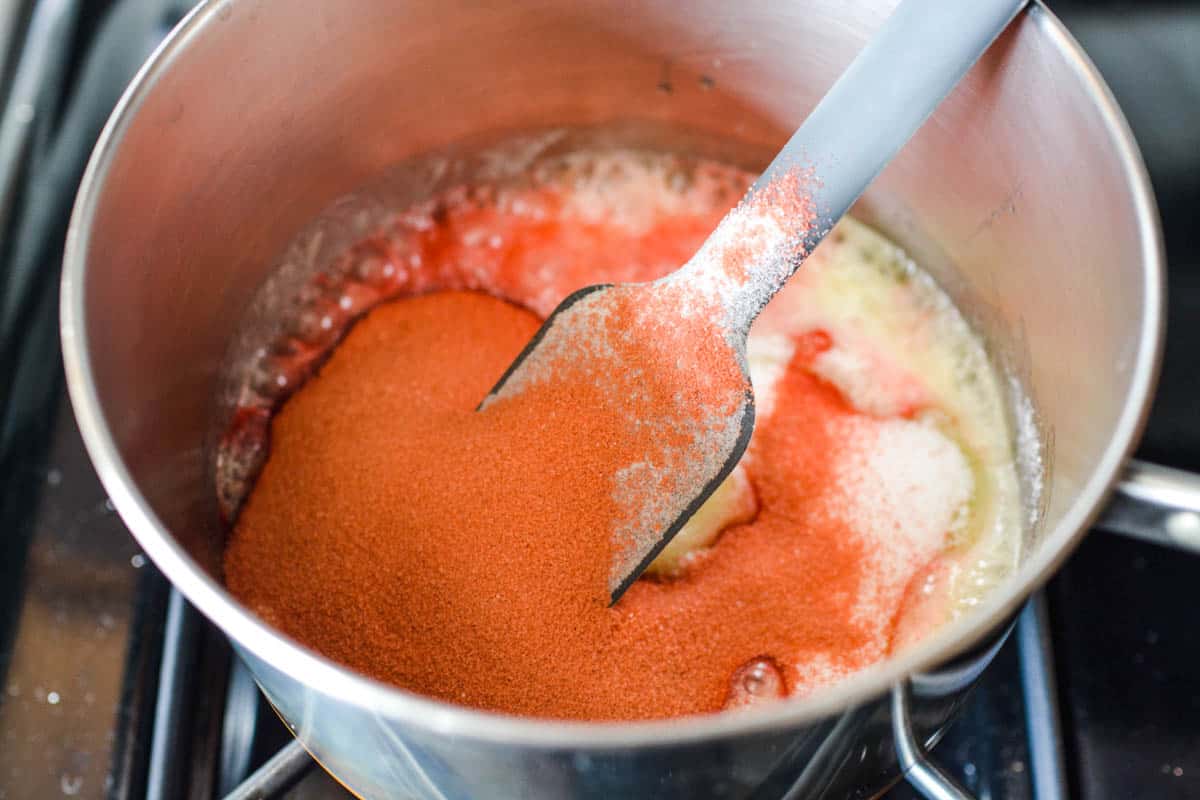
xmin=1 ymin=2 xmax=1199 ymax=798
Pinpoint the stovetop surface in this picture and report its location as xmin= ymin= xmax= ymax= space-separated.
xmin=2 ymin=2 xmax=1199 ymax=798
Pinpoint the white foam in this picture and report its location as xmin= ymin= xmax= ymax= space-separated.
xmin=830 ymin=417 xmax=974 ymax=637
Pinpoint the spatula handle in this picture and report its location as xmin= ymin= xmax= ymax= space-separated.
xmin=761 ymin=0 xmax=1026 ymax=225
xmin=703 ymin=0 xmax=1027 ymax=332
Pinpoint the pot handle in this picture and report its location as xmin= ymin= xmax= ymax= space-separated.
xmin=1096 ymin=460 xmax=1200 ymax=555
xmin=892 ymin=683 xmax=974 ymax=800
xmin=885 ymin=459 xmax=1200 ymax=800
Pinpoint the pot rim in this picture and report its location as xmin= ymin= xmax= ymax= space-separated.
xmin=60 ymin=0 xmax=1164 ymax=749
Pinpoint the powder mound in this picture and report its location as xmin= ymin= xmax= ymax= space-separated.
xmin=827 ymin=416 xmax=974 ymax=643
xmin=226 ymin=291 xmax=898 ymax=720
xmin=832 ymin=417 xmax=973 ymax=552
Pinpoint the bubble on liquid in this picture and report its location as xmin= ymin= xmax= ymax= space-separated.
xmin=724 ymin=656 xmax=787 ymax=710
xmin=249 ymin=360 xmax=286 ymax=397
xmin=295 ymin=283 xmax=324 ymax=307
xmin=290 ymin=308 xmax=337 ymax=346
xmin=354 ymin=255 xmax=394 ymax=287
xmin=60 ymin=773 xmax=82 ymax=796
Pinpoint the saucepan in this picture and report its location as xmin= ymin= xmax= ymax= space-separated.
xmin=60 ymin=0 xmax=1197 ymax=797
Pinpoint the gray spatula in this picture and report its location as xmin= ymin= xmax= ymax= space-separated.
xmin=482 ymin=0 xmax=1027 ymax=604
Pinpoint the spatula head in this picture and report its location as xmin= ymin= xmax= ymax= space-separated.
xmin=480 ymin=281 xmax=754 ymax=604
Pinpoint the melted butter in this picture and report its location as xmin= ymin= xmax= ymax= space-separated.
xmin=775 ymin=218 xmax=1022 ymax=624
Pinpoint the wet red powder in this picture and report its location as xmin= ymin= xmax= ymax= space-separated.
xmin=222 ymin=168 xmax=888 ymax=720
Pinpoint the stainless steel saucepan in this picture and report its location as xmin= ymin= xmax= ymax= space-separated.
xmin=60 ymin=0 xmax=1196 ymax=797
